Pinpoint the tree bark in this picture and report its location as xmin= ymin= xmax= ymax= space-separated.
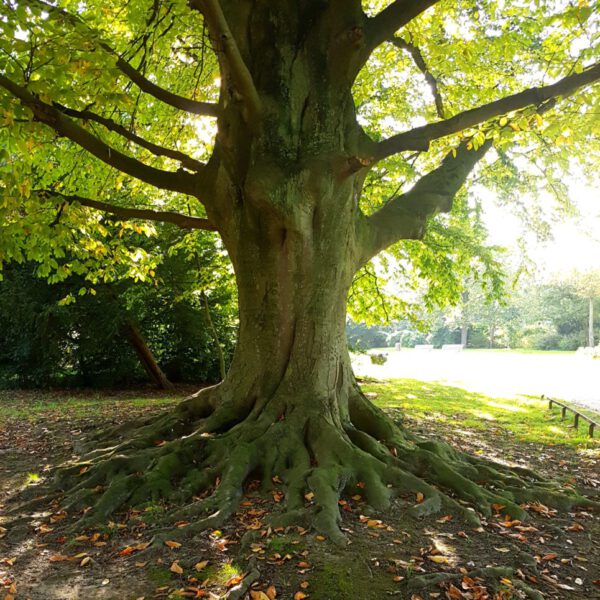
xmin=589 ymin=297 xmax=595 ymax=348
xmin=124 ymin=319 xmax=173 ymax=390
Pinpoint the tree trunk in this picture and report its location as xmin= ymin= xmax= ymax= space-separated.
xmin=588 ymin=297 xmax=595 ymax=348
xmin=461 ymin=324 xmax=468 ymax=348
xmin=124 ymin=319 xmax=173 ymax=390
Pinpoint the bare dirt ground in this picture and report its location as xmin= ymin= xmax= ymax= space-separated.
xmin=0 ymin=387 xmax=599 ymax=600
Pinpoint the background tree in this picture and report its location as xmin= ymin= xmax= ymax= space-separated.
xmin=568 ymin=269 xmax=600 ymax=347
xmin=1 ymin=0 xmax=600 ymax=540
xmin=0 ymin=224 xmax=236 ymax=388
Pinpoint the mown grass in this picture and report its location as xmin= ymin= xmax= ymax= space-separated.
xmin=1 ymin=381 xmax=598 ymax=450
xmin=368 ymin=347 xmax=575 ymax=355
xmin=0 ymin=390 xmax=180 ymax=422
xmin=363 ymin=378 xmax=600 ymax=449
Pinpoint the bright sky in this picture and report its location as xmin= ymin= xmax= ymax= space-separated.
xmin=480 ymin=180 xmax=600 ymax=280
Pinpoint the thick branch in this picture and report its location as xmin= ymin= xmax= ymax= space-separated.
xmin=54 ymin=103 xmax=205 ymax=171
xmin=191 ymin=0 xmax=261 ymax=120
xmin=374 ymin=61 xmax=600 ymax=160
xmin=39 ymin=190 xmax=217 ymax=231
xmin=365 ymin=0 xmax=440 ymax=56
xmin=28 ymin=0 xmax=219 ymax=117
xmin=364 ymin=141 xmax=491 ymax=258
xmin=390 ymin=36 xmax=445 ymax=119
xmin=113 ymin=57 xmax=219 ymax=117
xmin=0 ymin=75 xmax=198 ymax=196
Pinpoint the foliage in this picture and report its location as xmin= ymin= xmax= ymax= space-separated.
xmin=1 ymin=0 xmax=599 ymax=322
xmin=349 ymin=271 xmax=600 ymax=351
xmin=0 ymin=224 xmax=236 ymax=388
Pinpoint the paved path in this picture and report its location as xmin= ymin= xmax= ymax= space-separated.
xmin=352 ymin=350 xmax=600 ymax=413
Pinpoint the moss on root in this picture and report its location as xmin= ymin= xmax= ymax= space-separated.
xmin=11 ymin=384 xmax=599 ymax=548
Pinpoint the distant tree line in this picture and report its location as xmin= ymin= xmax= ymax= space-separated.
xmin=347 ymin=273 xmax=600 ymax=352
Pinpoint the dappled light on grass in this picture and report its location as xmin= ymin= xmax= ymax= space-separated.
xmin=548 ymin=426 xmax=568 ymax=437
xmin=473 ymin=412 xmax=496 ymax=421
xmin=364 ymin=378 xmax=600 ymax=448
xmin=486 ymin=402 xmax=525 ymax=413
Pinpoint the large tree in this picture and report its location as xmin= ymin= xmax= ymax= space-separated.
xmin=1 ymin=0 xmax=600 ymax=540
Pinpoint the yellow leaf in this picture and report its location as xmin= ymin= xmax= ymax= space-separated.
xmin=170 ymin=561 xmax=184 ymax=575
xmin=80 ymin=556 xmax=91 ymax=567
xmin=250 ymin=592 xmax=271 ymax=600
xmin=194 ymin=560 xmax=209 ymax=571
xmin=499 ymin=116 xmax=508 ymax=127
xmin=428 ymin=555 xmax=449 ymax=563
xmin=535 ymin=113 xmax=543 ymax=128
xmin=165 ymin=540 xmax=182 ymax=549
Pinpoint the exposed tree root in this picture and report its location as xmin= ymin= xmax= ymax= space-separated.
xmin=11 ymin=384 xmax=599 ymax=547
xmin=404 ymin=566 xmax=545 ymax=600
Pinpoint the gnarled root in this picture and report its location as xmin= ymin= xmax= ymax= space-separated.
xmin=17 ymin=384 xmax=598 ymax=544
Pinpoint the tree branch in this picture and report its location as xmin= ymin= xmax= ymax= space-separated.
xmin=190 ymin=0 xmax=261 ymax=121
xmin=113 ymin=56 xmax=219 ymax=117
xmin=38 ymin=190 xmax=217 ymax=231
xmin=0 ymin=75 xmax=200 ymax=196
xmin=374 ymin=61 xmax=600 ymax=161
xmin=27 ymin=0 xmax=219 ymax=117
xmin=53 ymin=103 xmax=205 ymax=172
xmin=365 ymin=0 xmax=440 ymax=57
xmin=364 ymin=141 xmax=491 ymax=259
xmin=390 ymin=36 xmax=445 ymax=119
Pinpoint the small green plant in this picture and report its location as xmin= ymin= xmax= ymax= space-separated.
xmin=25 ymin=473 xmax=40 ymax=484
xmin=370 ymin=353 xmax=387 ymax=365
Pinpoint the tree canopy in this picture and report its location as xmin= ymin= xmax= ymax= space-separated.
xmin=2 ymin=0 xmax=600 ymax=551
xmin=1 ymin=0 xmax=599 ymax=305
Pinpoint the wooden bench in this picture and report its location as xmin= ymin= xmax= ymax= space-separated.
xmin=544 ymin=395 xmax=598 ymax=438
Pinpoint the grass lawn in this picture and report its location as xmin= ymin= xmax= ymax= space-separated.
xmin=362 ymin=378 xmax=600 ymax=449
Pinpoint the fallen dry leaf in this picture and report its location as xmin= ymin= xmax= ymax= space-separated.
xmin=48 ymin=555 xmax=69 ymax=562
xmin=164 ymin=540 xmax=182 ymax=549
xmin=225 ymin=574 xmax=245 ymax=588
xmin=170 ymin=561 xmax=184 ymax=575
xmin=194 ymin=560 xmax=209 ymax=571
xmin=542 ymin=553 xmax=558 ymax=561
